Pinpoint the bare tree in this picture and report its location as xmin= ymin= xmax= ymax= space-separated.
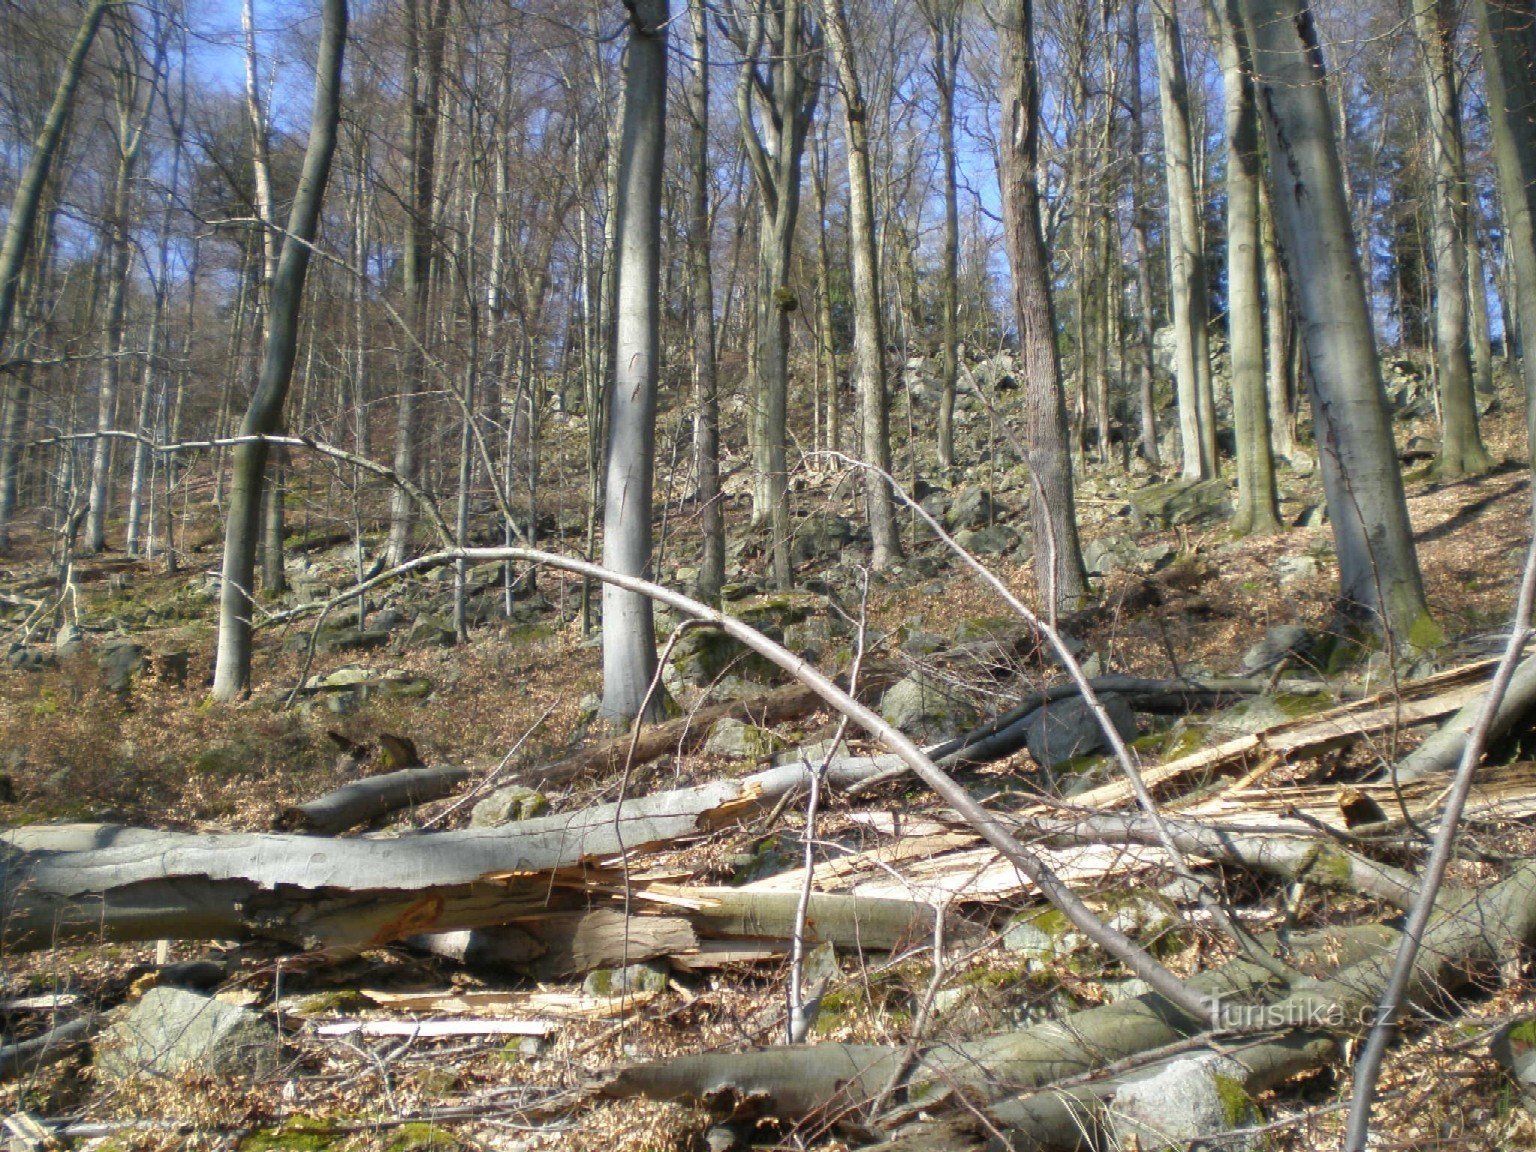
xmin=1208 ymin=0 xmax=1280 ymax=533
xmin=819 ymin=0 xmax=900 ymax=570
xmin=1475 ymin=0 xmax=1536 ymax=464
xmin=212 ymin=0 xmax=347 ymax=701
xmin=599 ymin=0 xmax=669 ymax=726
xmin=1239 ymin=0 xmax=1435 ymax=644
xmin=721 ymin=0 xmax=821 ymax=590
xmin=1149 ymin=0 xmax=1216 ymax=480
xmin=990 ymin=0 xmax=1090 ymax=614
xmin=1413 ymin=0 xmax=1491 ymax=478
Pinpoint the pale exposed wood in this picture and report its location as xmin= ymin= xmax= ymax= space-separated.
xmin=316 ymin=1019 xmax=551 ymax=1039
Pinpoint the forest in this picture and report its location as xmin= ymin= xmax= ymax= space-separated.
xmin=1 ymin=0 xmax=1536 ymax=1148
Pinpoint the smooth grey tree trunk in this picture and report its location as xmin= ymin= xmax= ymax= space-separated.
xmin=1127 ymin=0 xmax=1161 ymax=466
xmin=1468 ymin=216 xmax=1495 ymax=397
xmin=1414 ymin=0 xmax=1492 ymax=478
xmin=728 ymin=0 xmax=820 ymax=590
xmin=599 ymin=0 xmax=669 ymax=726
xmin=85 ymin=36 xmax=151 ymax=556
xmin=921 ymin=0 xmax=962 ymax=473
xmin=687 ymin=2 xmax=724 ymax=604
xmin=991 ymin=0 xmax=1089 ymax=614
xmin=1150 ymin=0 xmax=1216 ymax=480
xmin=211 ymin=0 xmax=346 ymax=701
xmin=1475 ymin=0 xmax=1536 ymax=466
xmin=384 ymin=0 xmax=450 ymax=568
xmin=820 ymin=0 xmax=900 ymax=570
xmin=1239 ymin=0 xmax=1436 ymax=645
xmin=1210 ymin=0 xmax=1280 ymax=533
xmin=1260 ymin=178 xmax=1298 ymax=461
xmin=0 ymin=0 xmax=109 ymax=359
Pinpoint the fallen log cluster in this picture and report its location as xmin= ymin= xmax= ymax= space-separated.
xmin=5 ymin=639 xmax=1536 ymax=1145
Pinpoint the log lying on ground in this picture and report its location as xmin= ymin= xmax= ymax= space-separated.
xmin=1395 ymin=651 xmax=1536 ymax=782
xmin=0 ymin=1016 xmax=94 ymax=1081
xmin=279 ymin=765 xmax=472 ymax=833
xmin=608 ymin=863 xmax=1536 ymax=1144
xmin=930 ymin=674 xmax=1337 ymax=767
xmin=602 ymin=923 xmax=1394 ymax=1116
xmin=0 ymin=756 xmax=903 ymax=952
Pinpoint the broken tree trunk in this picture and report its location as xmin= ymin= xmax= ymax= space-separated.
xmin=0 ymin=757 xmax=901 ymax=952
xmin=608 ymin=861 xmax=1536 ymax=1143
xmin=1395 ymin=651 xmax=1536 ymax=782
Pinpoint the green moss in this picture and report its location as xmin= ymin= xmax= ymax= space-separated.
xmin=1212 ymin=1072 xmax=1255 ymax=1126
xmin=1406 ymin=609 xmax=1445 ymax=653
xmin=239 ymin=1120 xmax=337 ymax=1151
xmin=384 ymin=1122 xmax=459 ymax=1150
xmin=294 ymin=990 xmax=369 ymax=1014
xmin=1507 ymin=1019 xmax=1536 ymax=1048
xmin=1272 ymin=692 xmax=1334 ymax=719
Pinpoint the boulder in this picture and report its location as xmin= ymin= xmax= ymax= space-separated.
xmin=406 ymin=615 xmax=457 ymax=649
xmin=791 ymin=513 xmax=854 ymax=565
xmin=879 ymin=672 xmax=979 ymax=745
xmin=946 ymin=486 xmax=995 ymax=531
xmin=583 ymin=961 xmax=670 ymax=999
xmin=953 ymin=524 xmax=1019 ymax=556
xmin=1272 ymin=554 xmax=1318 ymax=585
xmin=1239 ymin=624 xmax=1314 ymax=673
xmin=664 ymin=628 xmax=776 ymax=691
xmin=98 ymin=638 xmax=145 ymax=694
xmin=96 ymin=987 xmax=278 ymax=1082
xmin=469 ymin=784 xmax=549 ymax=828
xmin=703 ymin=718 xmax=784 ymax=761
xmin=1108 ymin=1053 xmax=1258 ymax=1151
xmin=1025 ymin=693 xmax=1136 ymax=769
xmin=1128 ymin=479 xmax=1232 ymax=529
xmin=54 ymin=624 xmax=83 ymax=658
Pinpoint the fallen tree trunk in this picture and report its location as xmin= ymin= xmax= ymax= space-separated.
xmin=0 ymin=756 xmax=903 ymax=951
xmin=1395 ymin=651 xmax=1536 ymax=782
xmin=606 ymin=862 xmax=1536 ymax=1146
xmin=279 ymin=765 xmax=472 ymax=833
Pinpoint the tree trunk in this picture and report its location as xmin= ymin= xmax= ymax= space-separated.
xmin=992 ymin=0 xmax=1090 ymax=614
xmin=1239 ymin=0 xmax=1435 ymax=644
xmin=0 ymin=0 xmax=109 ymax=359
xmin=384 ymin=0 xmax=450 ymax=568
xmin=1210 ymin=0 xmax=1280 ymax=534
xmin=1150 ymin=0 xmax=1216 ymax=480
xmin=211 ymin=0 xmax=346 ymax=701
xmin=1415 ymin=0 xmax=1492 ymax=478
xmin=821 ymin=0 xmax=900 ymax=570
xmin=1260 ymin=177 xmax=1298 ymax=461
xmin=922 ymin=0 xmax=963 ymax=473
xmin=1126 ymin=0 xmax=1161 ymax=465
xmin=687 ymin=2 xmax=724 ymax=605
xmin=729 ymin=0 xmax=820 ymax=591
xmin=1474 ymin=0 xmax=1536 ymax=466
xmin=600 ymin=0 xmax=669 ymax=726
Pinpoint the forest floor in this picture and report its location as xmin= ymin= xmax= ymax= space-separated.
xmin=2 ymin=370 xmax=1536 ymax=1150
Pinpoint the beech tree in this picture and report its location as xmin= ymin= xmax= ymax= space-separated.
xmin=599 ymin=0 xmax=668 ymax=726
xmin=990 ymin=0 xmax=1090 ymax=614
xmin=1239 ymin=0 xmax=1434 ymax=642
xmin=212 ymin=0 xmax=347 ymax=700
xmin=1413 ymin=0 xmax=1492 ymax=478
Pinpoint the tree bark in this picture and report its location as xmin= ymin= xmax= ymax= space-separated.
xmin=211 ymin=0 xmax=346 ymax=700
xmin=1239 ymin=0 xmax=1435 ymax=645
xmin=991 ymin=0 xmax=1090 ymax=614
xmin=820 ymin=0 xmax=900 ymax=569
xmin=1127 ymin=0 xmax=1161 ymax=466
xmin=1150 ymin=0 xmax=1217 ymax=480
xmin=1210 ymin=0 xmax=1280 ymax=533
xmin=921 ymin=0 xmax=963 ymax=473
xmin=1414 ymin=0 xmax=1492 ymax=478
xmin=686 ymin=2 xmax=725 ymax=605
xmin=600 ymin=0 xmax=669 ymax=726
xmin=384 ymin=0 xmax=450 ymax=568
xmin=1475 ymin=0 xmax=1536 ymax=466
xmin=0 ymin=0 xmax=109 ymax=359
